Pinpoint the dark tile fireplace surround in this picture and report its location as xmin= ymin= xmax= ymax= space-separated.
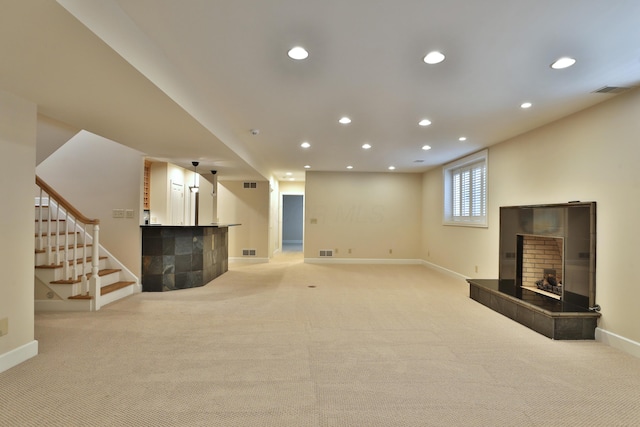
xmin=467 ymin=202 xmax=600 ymax=340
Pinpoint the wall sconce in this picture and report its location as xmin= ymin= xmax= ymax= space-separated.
xmin=189 ymin=161 xmax=199 ymax=193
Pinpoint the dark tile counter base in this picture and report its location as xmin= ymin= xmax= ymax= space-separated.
xmin=141 ymin=226 xmax=229 ymax=291
xmin=467 ymin=279 xmax=600 ymax=340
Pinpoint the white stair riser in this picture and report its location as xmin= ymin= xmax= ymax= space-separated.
xmin=100 ymin=284 xmax=136 ymax=307
xmin=34 ymin=258 xmax=109 ymax=283
xmin=34 ymin=233 xmax=83 ymax=249
xmin=34 ymin=247 xmax=93 ymax=266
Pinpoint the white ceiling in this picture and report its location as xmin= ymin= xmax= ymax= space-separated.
xmin=3 ymin=0 xmax=640 ymax=182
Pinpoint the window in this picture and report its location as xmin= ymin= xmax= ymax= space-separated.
xmin=443 ymin=149 xmax=488 ymax=227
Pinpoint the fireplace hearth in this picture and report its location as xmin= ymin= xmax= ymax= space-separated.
xmin=467 ymin=202 xmax=599 ymax=339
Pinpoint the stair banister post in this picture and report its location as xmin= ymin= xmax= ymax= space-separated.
xmin=46 ymin=194 xmax=53 ymax=264
xmin=63 ymin=210 xmax=70 ymax=279
xmin=54 ymin=201 xmax=61 ymax=265
xmin=89 ymin=223 xmax=101 ymax=311
xmin=82 ymin=224 xmax=89 ymax=295
xmin=36 ymin=188 xmax=43 ymax=252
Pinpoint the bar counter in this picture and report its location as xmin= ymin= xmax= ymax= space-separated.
xmin=140 ymin=224 xmax=237 ymax=292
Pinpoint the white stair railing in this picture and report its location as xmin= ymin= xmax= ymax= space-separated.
xmin=35 ymin=176 xmax=101 ymax=310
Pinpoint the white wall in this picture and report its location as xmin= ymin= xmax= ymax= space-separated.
xmin=305 ymin=171 xmax=422 ymax=260
xmin=422 ymin=88 xmax=640 ymax=347
xmin=217 ymin=180 xmax=270 ymax=259
xmin=0 ymin=90 xmax=38 ymax=372
xmin=36 ymin=131 xmax=144 ymax=276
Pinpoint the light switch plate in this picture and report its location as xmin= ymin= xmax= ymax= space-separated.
xmin=112 ymin=209 xmax=124 ymax=218
xmin=125 ymin=209 xmax=134 ymax=219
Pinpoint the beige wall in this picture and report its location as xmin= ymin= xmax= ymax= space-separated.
xmin=0 ymin=90 xmax=38 ymax=370
xmin=149 ymin=161 xmax=215 ymax=226
xmin=37 ymin=131 xmax=144 ymax=277
xmin=422 ymin=88 xmax=640 ymax=344
xmin=217 ymin=181 xmax=270 ymax=259
xmin=305 ymin=171 xmax=422 ymax=260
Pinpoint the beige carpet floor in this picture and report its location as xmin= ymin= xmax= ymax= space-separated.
xmin=1 ymin=252 xmax=639 ymax=426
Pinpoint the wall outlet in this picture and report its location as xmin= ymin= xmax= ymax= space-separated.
xmin=475 ymin=265 xmax=479 ymax=273
xmin=0 ymin=317 xmax=8 ymax=337
xmin=125 ymin=209 xmax=134 ymax=219
xmin=348 ymin=248 xmax=352 ymax=254
xmin=389 ymin=249 xmax=393 ymax=254
xmin=112 ymin=209 xmax=124 ymax=218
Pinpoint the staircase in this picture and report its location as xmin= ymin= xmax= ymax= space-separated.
xmin=34 ymin=176 xmax=139 ymax=311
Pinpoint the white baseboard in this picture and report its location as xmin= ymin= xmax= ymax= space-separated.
xmin=0 ymin=340 xmax=38 ymax=374
xmin=304 ymin=258 xmax=422 ymax=265
xmin=420 ymin=260 xmax=471 ymax=282
xmin=229 ymin=257 xmax=269 ymax=264
xmin=596 ymin=328 xmax=640 ymax=359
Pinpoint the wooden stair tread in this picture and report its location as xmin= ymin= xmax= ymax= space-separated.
xmin=34 ymin=231 xmax=79 ymax=237
xmin=68 ymin=294 xmax=92 ymax=300
xmin=101 ymin=281 xmax=135 ymax=296
xmin=35 ymin=243 xmax=92 ymax=254
xmin=95 ymin=268 xmax=121 ymax=277
xmin=67 ymin=281 xmax=135 ymax=300
xmin=36 ymin=256 xmax=107 ymax=269
xmin=50 ymin=268 xmax=121 ymax=284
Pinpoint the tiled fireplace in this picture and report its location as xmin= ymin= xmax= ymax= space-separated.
xmin=467 ymin=202 xmax=600 ymax=339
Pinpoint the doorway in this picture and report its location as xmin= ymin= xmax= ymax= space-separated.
xmin=282 ymin=194 xmax=303 ymax=252
xmin=170 ymin=181 xmax=185 ymax=225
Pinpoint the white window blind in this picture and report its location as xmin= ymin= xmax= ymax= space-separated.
xmin=443 ymin=150 xmax=488 ymax=227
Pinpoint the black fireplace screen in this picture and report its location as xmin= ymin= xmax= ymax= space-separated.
xmin=500 ymin=202 xmax=595 ymax=309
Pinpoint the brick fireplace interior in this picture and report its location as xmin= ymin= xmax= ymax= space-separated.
xmin=518 ymin=235 xmax=564 ymax=299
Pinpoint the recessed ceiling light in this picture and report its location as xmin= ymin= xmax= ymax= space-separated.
xmin=422 ymin=145 xmax=431 ymax=151
xmin=288 ymin=46 xmax=309 ymax=60
xmin=521 ymin=102 xmax=532 ymax=109
xmin=388 ymin=166 xmax=396 ymax=170
xmin=339 ymin=117 xmax=352 ymax=124
xmin=362 ymin=143 xmax=372 ymax=149
xmin=551 ymin=57 xmax=576 ymax=70
xmin=459 ymin=136 xmax=467 ymax=141
xmin=286 ymin=172 xmax=292 ymax=176
xmin=423 ymin=51 xmax=445 ymax=65
xmin=300 ymin=141 xmax=311 ymax=148
xmin=418 ymin=119 xmax=432 ymax=127
xmin=289 ymin=178 xmax=295 ymax=181
xmin=304 ymin=165 xmax=311 ymax=169
xmin=346 ymin=165 xmax=353 ymax=170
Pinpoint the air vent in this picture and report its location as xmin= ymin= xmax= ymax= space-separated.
xmin=319 ymin=249 xmax=333 ymax=257
xmin=242 ymin=249 xmax=257 ymax=256
xmin=243 ymin=182 xmax=257 ymax=189
xmin=593 ymin=86 xmax=630 ymax=94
